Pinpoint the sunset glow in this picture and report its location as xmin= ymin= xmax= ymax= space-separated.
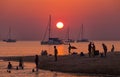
xmin=1 ymin=1 xmax=120 ymax=76
xmin=56 ymin=22 xmax=64 ymax=29
xmin=0 ymin=0 xmax=120 ymax=40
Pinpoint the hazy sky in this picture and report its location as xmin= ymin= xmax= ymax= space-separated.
xmin=0 ymin=0 xmax=120 ymax=40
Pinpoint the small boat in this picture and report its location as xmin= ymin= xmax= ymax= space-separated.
xmin=76 ymin=24 xmax=89 ymax=42
xmin=3 ymin=27 xmax=16 ymax=42
xmin=41 ymin=15 xmax=63 ymax=45
xmin=3 ymin=39 xmax=16 ymax=42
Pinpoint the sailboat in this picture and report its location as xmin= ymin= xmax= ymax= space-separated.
xmin=3 ymin=27 xmax=16 ymax=42
xmin=76 ymin=24 xmax=89 ymax=42
xmin=41 ymin=15 xmax=63 ymax=45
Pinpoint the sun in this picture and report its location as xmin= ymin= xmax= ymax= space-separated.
xmin=56 ymin=22 xmax=64 ymax=29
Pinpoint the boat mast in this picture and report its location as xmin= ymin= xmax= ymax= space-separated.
xmin=48 ymin=15 xmax=51 ymax=39
xmin=8 ymin=26 xmax=11 ymax=39
xmin=42 ymin=15 xmax=51 ymax=41
xmin=68 ymin=26 xmax=70 ymax=41
xmin=81 ymin=24 xmax=84 ymax=40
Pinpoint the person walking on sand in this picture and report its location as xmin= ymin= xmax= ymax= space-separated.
xmin=35 ymin=55 xmax=39 ymax=72
xmin=102 ymin=43 xmax=107 ymax=57
xmin=68 ymin=43 xmax=72 ymax=55
xmin=54 ymin=46 xmax=58 ymax=62
xmin=88 ymin=42 xmax=92 ymax=57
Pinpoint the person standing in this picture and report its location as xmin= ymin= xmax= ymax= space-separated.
xmin=35 ymin=55 xmax=39 ymax=71
xmin=92 ymin=43 xmax=96 ymax=57
xmin=88 ymin=42 xmax=92 ymax=57
xmin=54 ymin=46 xmax=58 ymax=62
xmin=111 ymin=45 xmax=115 ymax=52
xmin=102 ymin=43 xmax=107 ymax=57
xmin=68 ymin=43 xmax=72 ymax=54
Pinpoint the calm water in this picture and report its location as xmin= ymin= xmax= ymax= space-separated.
xmin=0 ymin=41 xmax=120 ymax=77
xmin=0 ymin=41 xmax=120 ymax=56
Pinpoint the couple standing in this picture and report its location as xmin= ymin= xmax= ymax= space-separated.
xmin=88 ymin=42 xmax=96 ymax=57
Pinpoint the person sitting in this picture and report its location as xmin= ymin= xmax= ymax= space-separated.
xmin=80 ymin=52 xmax=85 ymax=56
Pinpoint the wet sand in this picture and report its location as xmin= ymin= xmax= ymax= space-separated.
xmin=0 ymin=52 xmax=120 ymax=76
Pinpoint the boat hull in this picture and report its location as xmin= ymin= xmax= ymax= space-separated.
xmin=41 ymin=38 xmax=63 ymax=45
xmin=76 ymin=39 xmax=89 ymax=42
xmin=3 ymin=39 xmax=16 ymax=42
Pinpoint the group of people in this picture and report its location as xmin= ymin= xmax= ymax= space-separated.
xmin=7 ymin=43 xmax=115 ymax=73
xmin=7 ymin=55 xmax=39 ymax=73
xmin=7 ymin=57 xmax=24 ymax=73
xmin=7 ymin=46 xmax=58 ymax=73
xmin=88 ymin=42 xmax=114 ymax=57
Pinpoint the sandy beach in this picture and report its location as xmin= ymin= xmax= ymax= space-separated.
xmin=0 ymin=52 xmax=120 ymax=76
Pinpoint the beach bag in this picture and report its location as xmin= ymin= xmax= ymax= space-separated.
xmin=94 ymin=50 xmax=99 ymax=56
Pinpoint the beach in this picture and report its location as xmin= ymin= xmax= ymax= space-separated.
xmin=1 ymin=52 xmax=120 ymax=76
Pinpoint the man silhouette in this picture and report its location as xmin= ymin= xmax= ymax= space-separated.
xmin=54 ymin=46 xmax=58 ymax=62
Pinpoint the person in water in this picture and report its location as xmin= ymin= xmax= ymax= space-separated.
xmin=7 ymin=62 xmax=12 ymax=69
xmin=35 ymin=55 xmax=39 ymax=72
xmin=19 ymin=57 xmax=24 ymax=69
xmin=7 ymin=62 xmax=12 ymax=73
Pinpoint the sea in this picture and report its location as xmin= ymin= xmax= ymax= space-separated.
xmin=0 ymin=41 xmax=119 ymax=77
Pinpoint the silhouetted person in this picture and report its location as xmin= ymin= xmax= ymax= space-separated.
xmin=7 ymin=62 xmax=12 ymax=73
xmin=88 ymin=42 xmax=92 ymax=57
xmin=102 ymin=43 xmax=107 ymax=57
xmin=19 ymin=57 xmax=24 ymax=69
xmin=80 ymin=52 xmax=85 ymax=56
xmin=35 ymin=55 xmax=39 ymax=71
xmin=111 ymin=45 xmax=115 ymax=52
xmin=54 ymin=46 xmax=58 ymax=62
xmin=92 ymin=43 xmax=96 ymax=57
xmin=68 ymin=43 xmax=72 ymax=54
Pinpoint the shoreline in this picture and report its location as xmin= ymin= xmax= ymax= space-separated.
xmin=0 ymin=52 xmax=120 ymax=76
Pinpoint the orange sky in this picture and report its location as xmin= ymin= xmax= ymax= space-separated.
xmin=0 ymin=0 xmax=120 ymax=40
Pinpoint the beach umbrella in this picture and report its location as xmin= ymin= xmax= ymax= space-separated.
xmin=70 ymin=46 xmax=77 ymax=49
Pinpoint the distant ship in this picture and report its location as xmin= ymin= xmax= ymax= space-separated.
xmin=76 ymin=24 xmax=89 ymax=42
xmin=41 ymin=15 xmax=63 ymax=45
xmin=3 ymin=27 xmax=16 ymax=42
